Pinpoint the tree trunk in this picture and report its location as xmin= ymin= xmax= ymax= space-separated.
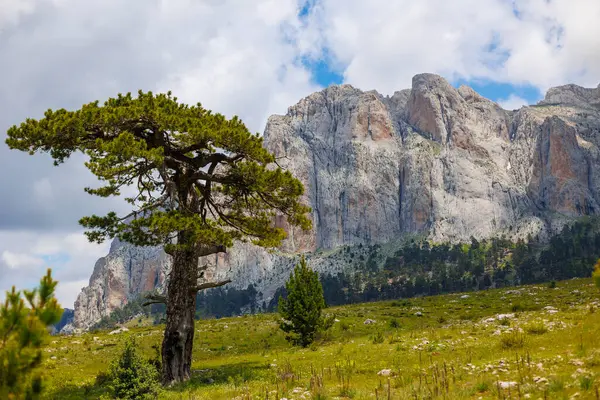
xmin=161 ymin=245 xmax=198 ymax=385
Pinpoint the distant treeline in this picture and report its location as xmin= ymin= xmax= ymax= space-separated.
xmin=91 ymin=217 xmax=600 ymax=330
xmin=91 ymin=285 xmax=261 ymax=330
xmin=318 ymin=217 xmax=600 ymax=306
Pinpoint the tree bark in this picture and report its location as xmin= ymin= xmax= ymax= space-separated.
xmin=161 ymin=242 xmax=198 ymax=385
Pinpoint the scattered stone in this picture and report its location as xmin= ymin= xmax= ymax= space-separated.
xmin=364 ymin=319 xmax=377 ymax=325
xmin=498 ymin=381 xmax=518 ymax=389
xmin=377 ymin=369 xmax=392 ymax=376
xmin=460 ymin=295 xmax=470 ymax=299
xmin=415 ymin=311 xmax=423 ymax=317
xmin=496 ymin=313 xmax=515 ymax=320
xmin=108 ymin=327 xmax=130 ymax=335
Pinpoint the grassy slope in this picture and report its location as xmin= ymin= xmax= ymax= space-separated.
xmin=44 ymin=278 xmax=600 ymax=399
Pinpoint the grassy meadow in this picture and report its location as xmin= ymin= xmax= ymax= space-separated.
xmin=43 ymin=278 xmax=600 ymax=399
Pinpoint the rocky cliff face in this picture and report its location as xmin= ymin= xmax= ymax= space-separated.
xmin=70 ymin=74 xmax=600 ymax=330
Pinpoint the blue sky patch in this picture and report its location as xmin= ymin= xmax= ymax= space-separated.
xmin=41 ymin=253 xmax=71 ymax=267
xmin=301 ymin=55 xmax=344 ymax=87
xmin=296 ymin=0 xmax=542 ymax=105
xmin=453 ymin=78 xmax=543 ymax=104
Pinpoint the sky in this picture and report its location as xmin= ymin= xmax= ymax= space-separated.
xmin=1 ymin=0 xmax=600 ymax=308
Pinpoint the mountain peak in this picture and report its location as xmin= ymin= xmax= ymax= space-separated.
xmin=539 ymin=82 xmax=600 ymax=107
xmin=70 ymin=74 xmax=600 ymax=330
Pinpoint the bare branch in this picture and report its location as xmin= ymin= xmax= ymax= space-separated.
xmin=193 ymin=279 xmax=232 ymax=292
xmin=197 ymin=245 xmax=226 ymax=257
xmin=198 ymin=264 xmax=209 ymax=272
xmin=142 ymin=293 xmax=167 ymax=306
xmin=118 ymin=193 xmax=169 ymax=222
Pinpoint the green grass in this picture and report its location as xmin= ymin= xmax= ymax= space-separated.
xmin=41 ymin=278 xmax=600 ymax=399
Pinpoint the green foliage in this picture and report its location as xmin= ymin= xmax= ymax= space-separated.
xmin=593 ymin=259 xmax=600 ymax=289
xmin=105 ymin=337 xmax=160 ymax=399
xmin=92 ymin=295 xmax=152 ymax=330
xmin=475 ymin=381 xmax=490 ymax=393
xmin=92 ymin=284 xmax=260 ymax=329
xmin=0 ymin=269 xmax=63 ymax=399
xmin=278 ymin=256 xmax=332 ymax=347
xmin=321 ymin=218 xmax=600 ymax=306
xmin=524 ymin=322 xmax=548 ymax=335
xmin=6 ymin=90 xmax=312 ymax=383
xmin=5 ymin=89 xmax=311 ymax=254
xmin=29 ymin=277 xmax=600 ymax=399
xmin=499 ymin=331 xmax=525 ymax=349
xmin=370 ymin=331 xmax=384 ymax=344
xmin=511 ymin=303 xmax=524 ymax=312
xmin=580 ymin=375 xmax=593 ymax=391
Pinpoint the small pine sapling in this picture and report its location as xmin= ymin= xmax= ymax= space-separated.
xmin=0 ymin=269 xmax=63 ymax=399
xmin=278 ymin=256 xmax=333 ymax=347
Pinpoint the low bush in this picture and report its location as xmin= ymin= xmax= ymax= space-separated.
xmin=105 ymin=337 xmax=160 ymax=399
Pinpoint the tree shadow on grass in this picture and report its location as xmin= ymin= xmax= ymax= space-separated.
xmin=168 ymin=361 xmax=271 ymax=392
xmin=44 ymin=383 xmax=109 ymax=400
xmin=45 ymin=361 xmax=271 ymax=398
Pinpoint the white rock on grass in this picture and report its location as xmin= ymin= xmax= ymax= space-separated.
xmin=498 ymin=381 xmax=518 ymax=389
xmin=108 ymin=327 xmax=130 ymax=335
xmin=496 ymin=313 xmax=515 ymax=320
xmin=377 ymin=369 xmax=392 ymax=376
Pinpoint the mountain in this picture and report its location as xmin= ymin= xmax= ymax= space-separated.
xmin=51 ymin=308 xmax=74 ymax=335
xmin=69 ymin=73 xmax=600 ymax=331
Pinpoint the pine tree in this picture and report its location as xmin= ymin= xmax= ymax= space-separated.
xmin=0 ymin=269 xmax=63 ymax=399
xmin=592 ymin=259 xmax=600 ymax=289
xmin=106 ymin=337 xmax=160 ymax=400
xmin=278 ymin=256 xmax=332 ymax=347
xmin=5 ymin=91 xmax=311 ymax=384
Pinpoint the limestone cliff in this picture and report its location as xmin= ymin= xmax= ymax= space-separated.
xmin=70 ymin=74 xmax=600 ymax=330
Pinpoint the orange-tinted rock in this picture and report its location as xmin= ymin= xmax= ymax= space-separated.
xmin=528 ymin=117 xmax=593 ymax=215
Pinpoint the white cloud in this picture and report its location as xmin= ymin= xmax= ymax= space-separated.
xmin=0 ymin=250 xmax=44 ymax=269
xmin=0 ymin=0 xmax=318 ymax=308
xmin=0 ymin=0 xmax=36 ymax=30
xmin=0 ymin=231 xmax=110 ymax=307
xmin=32 ymin=177 xmax=53 ymax=205
xmin=155 ymin=0 xmax=319 ymax=132
xmin=54 ymin=279 xmax=88 ymax=310
xmin=2 ymin=0 xmax=600 ymax=310
xmin=300 ymin=0 xmax=600 ymax=94
xmin=498 ymin=94 xmax=530 ymax=110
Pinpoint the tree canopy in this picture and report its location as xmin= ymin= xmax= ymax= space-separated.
xmin=6 ymin=91 xmax=311 ymax=255
xmin=6 ymin=90 xmax=312 ymax=384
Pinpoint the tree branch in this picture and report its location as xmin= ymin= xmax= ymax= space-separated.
xmin=118 ymin=193 xmax=169 ymax=222
xmin=194 ymin=279 xmax=231 ymax=292
xmin=197 ymin=245 xmax=226 ymax=257
xmin=142 ymin=293 xmax=167 ymax=306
